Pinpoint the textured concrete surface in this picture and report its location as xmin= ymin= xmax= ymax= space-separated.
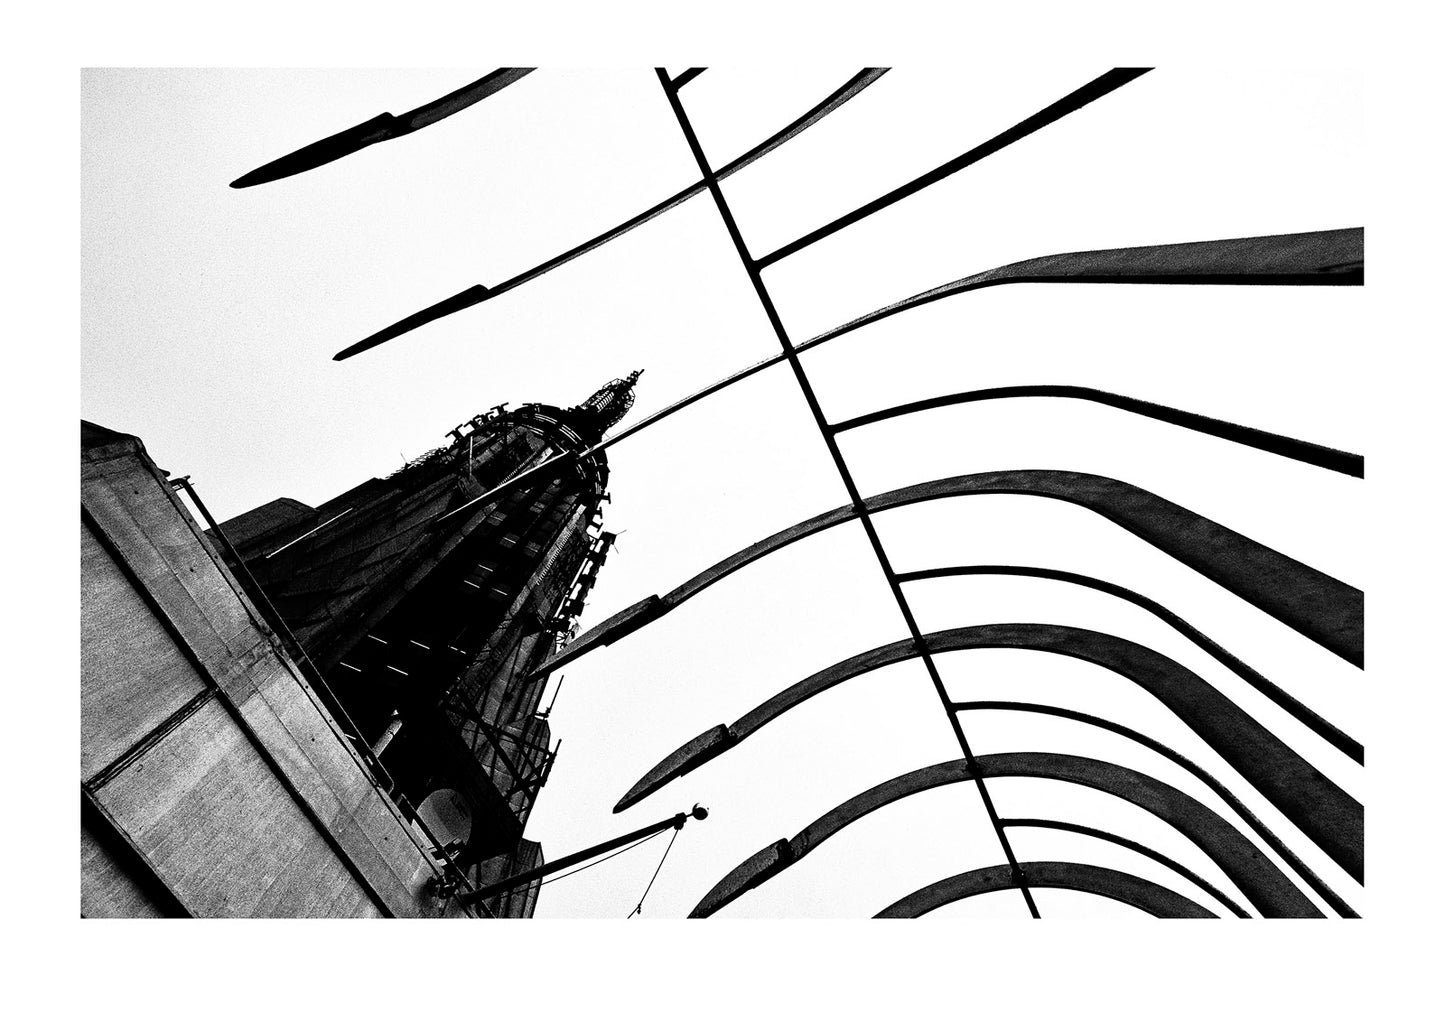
xmin=81 ymin=422 xmax=462 ymax=917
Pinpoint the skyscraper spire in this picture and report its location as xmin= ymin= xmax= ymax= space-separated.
xmin=566 ymin=370 xmax=643 ymax=440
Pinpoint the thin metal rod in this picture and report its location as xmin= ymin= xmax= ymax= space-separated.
xmin=264 ymin=506 xmax=354 ymax=558
xmin=174 ymin=479 xmax=398 ymax=789
xmin=538 ymin=674 xmax=566 ymax=718
xmin=655 ymin=68 xmax=1040 ymax=918
xmin=458 ymin=807 xmax=701 ymax=904
xmin=540 ymin=829 xmax=665 ymax=888
xmin=754 ymin=68 xmax=1152 ymax=268
xmin=433 ymin=350 xmax=786 ymax=526
xmin=628 ymin=824 xmax=683 ymax=916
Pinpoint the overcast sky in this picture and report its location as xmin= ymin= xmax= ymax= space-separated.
xmin=81 ymin=65 xmax=1366 ymax=920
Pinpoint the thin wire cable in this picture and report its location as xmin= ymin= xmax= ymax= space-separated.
xmin=536 ymin=829 xmax=667 ymax=888
xmin=627 ymin=825 xmax=682 ymax=917
xmin=655 ymin=68 xmax=1041 ymax=918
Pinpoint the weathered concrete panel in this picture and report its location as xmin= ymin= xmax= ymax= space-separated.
xmin=234 ymin=684 xmax=349 ymax=832
xmin=81 ymin=424 xmax=458 ymax=917
xmin=250 ymin=830 xmax=371 ymax=918
xmin=81 ymin=524 xmax=208 ymax=781
xmin=248 ymin=658 xmax=371 ymax=815
xmin=95 ymin=697 xmax=367 ymax=916
xmin=80 ymin=811 xmax=167 ymax=918
xmin=83 ymin=458 xmax=258 ymax=662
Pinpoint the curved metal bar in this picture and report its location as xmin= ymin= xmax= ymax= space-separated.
xmin=622 ymin=678 xmax=1355 ymax=914
xmin=531 ymin=468 xmax=1362 ymax=684
xmin=431 ymin=368 xmax=1366 ymax=532
xmin=898 ymin=565 xmax=1361 ymax=762
xmin=754 ymin=69 xmax=1153 ymax=268
xmin=959 ymin=701 xmax=1357 ymax=917
xmin=794 ymin=227 xmax=1364 ymax=356
xmin=231 ymin=68 xmax=536 ymax=189
xmin=873 ymin=860 xmax=1218 ymax=919
xmin=617 ymin=621 xmax=1361 ymax=885
xmin=334 ymin=68 xmax=891 ymax=359
xmin=435 ymin=372 xmax=1366 ymax=531
xmin=999 ymin=818 xmax=1249 ymax=917
xmin=689 ymin=752 xmax=1323 ymax=918
xmin=831 ymin=385 xmax=1363 ymax=477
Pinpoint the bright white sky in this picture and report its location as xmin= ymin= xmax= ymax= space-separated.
xmin=82 ymin=66 xmax=1366 ymax=920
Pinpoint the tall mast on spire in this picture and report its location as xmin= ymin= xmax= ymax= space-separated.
xmin=566 ymin=370 xmax=643 ymax=441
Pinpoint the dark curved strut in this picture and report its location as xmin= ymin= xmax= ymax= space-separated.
xmin=429 ymin=374 xmax=1366 ymax=532
xmin=795 ymin=227 xmax=1364 ymax=354
xmin=953 ymin=701 xmax=1356 ymax=916
xmin=754 ymin=68 xmax=1153 ymax=267
xmin=897 ymin=565 xmax=1360 ymax=761
xmin=831 ymin=385 xmax=1363 ymax=477
xmin=621 ymin=688 xmax=1355 ymax=915
xmin=231 ymin=68 xmax=536 ymax=188
xmin=998 ymin=819 xmax=1249 ymax=917
xmin=689 ymin=752 xmax=1322 ymax=918
xmin=531 ymin=468 xmax=1363 ymax=686
xmin=873 ymin=861 xmax=1217 ymax=918
xmin=422 ymin=241 xmax=1364 ymax=512
xmin=616 ymin=622 xmax=1361 ymax=882
xmin=333 ymin=68 xmax=890 ymax=359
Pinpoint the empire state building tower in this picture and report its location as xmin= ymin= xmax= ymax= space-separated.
xmin=213 ymin=372 xmax=642 ymax=915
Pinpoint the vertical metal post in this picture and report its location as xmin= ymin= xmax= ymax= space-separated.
xmin=653 ymin=68 xmax=1040 ymax=917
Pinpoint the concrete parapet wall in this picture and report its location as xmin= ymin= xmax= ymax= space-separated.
xmin=80 ymin=424 xmax=469 ymax=918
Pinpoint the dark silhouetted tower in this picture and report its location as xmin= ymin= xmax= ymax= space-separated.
xmin=214 ymin=372 xmax=641 ymax=915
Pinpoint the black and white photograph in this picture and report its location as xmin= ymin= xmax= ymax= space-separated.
xmin=28 ymin=2 xmax=1441 ymax=1016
